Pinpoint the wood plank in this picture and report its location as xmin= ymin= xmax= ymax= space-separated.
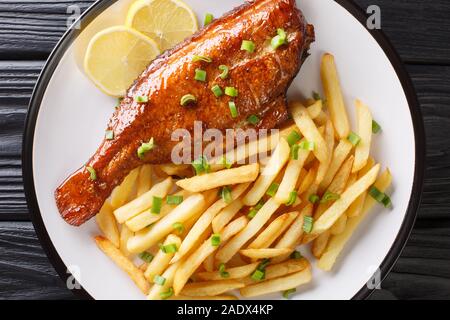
xmin=0 ymin=0 xmax=450 ymax=63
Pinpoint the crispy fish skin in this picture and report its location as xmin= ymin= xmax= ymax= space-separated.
xmin=55 ymin=0 xmax=315 ymax=226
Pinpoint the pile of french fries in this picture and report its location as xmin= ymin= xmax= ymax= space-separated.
xmin=94 ymin=53 xmax=393 ymax=300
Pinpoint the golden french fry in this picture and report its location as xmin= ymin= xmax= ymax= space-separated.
xmin=289 ymin=101 xmax=329 ymax=163
xmin=316 ymin=120 xmax=335 ymax=184
xmin=298 ymin=166 xmax=317 ymax=195
xmin=321 ymin=53 xmax=350 ymax=139
xmin=137 ymin=165 xmax=152 ymax=196
xmin=95 ymin=236 xmax=149 ymax=294
xmin=170 ymin=295 xmax=238 ymax=300
xmin=181 ymin=280 xmax=245 ymax=297
xmin=312 ymin=231 xmax=330 ymax=259
xmin=114 ymin=177 xmax=173 ymax=223
xmin=212 ymin=199 xmax=244 ymax=233
xmin=240 ymin=248 xmax=292 ymax=259
xmin=203 ymin=253 xmax=215 ymax=272
xmin=318 ymin=169 xmax=392 ymax=271
xmin=96 ymin=201 xmax=120 ymax=247
xmin=176 ymin=164 xmax=259 ymax=193
xmin=353 ymin=100 xmax=373 ymax=173
xmin=159 ymin=164 xmax=191 ymax=176
xmin=127 ymin=194 xmax=206 ymax=253
xmin=347 ymin=158 xmax=375 ymax=218
xmin=144 ymin=234 xmax=181 ymax=282
xmin=196 ymin=262 xmax=259 ymax=281
xmin=240 ymin=266 xmax=312 ymax=298
xmin=119 ymin=225 xmax=133 ymax=257
xmin=147 ymin=261 xmax=180 ymax=300
xmin=330 ymin=214 xmax=348 ymax=235
xmin=216 ymin=199 xmax=281 ymax=264
xmin=110 ymin=168 xmax=140 ymax=209
xmin=314 ymin=111 xmax=328 ymax=127
xmin=307 ymin=99 xmax=323 ymax=119
xmin=248 ymin=212 xmax=293 ymax=249
xmin=243 ymin=139 xmax=290 ymax=206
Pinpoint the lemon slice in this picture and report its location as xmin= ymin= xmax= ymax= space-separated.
xmin=84 ymin=26 xmax=160 ymax=97
xmin=126 ymin=0 xmax=198 ymax=51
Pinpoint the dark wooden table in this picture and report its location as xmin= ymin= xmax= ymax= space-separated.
xmin=0 ymin=0 xmax=449 ymax=300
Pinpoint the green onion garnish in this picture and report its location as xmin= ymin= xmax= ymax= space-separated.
xmin=172 ymin=222 xmax=185 ymax=234
xmin=211 ymin=84 xmax=223 ymax=97
xmin=369 ymin=186 xmax=392 ymax=208
xmin=372 ymin=120 xmax=382 ymax=134
xmin=290 ymin=144 xmax=300 ymax=160
xmin=247 ymin=201 xmax=264 ymax=219
xmin=258 ymin=259 xmax=271 ymax=270
xmin=286 ymin=131 xmax=302 ymax=146
xmin=194 ymin=68 xmax=207 ymax=82
xmin=105 ymin=130 xmax=114 ymax=140
xmin=251 ymin=269 xmax=265 ymax=281
xmin=320 ymin=191 xmax=340 ymax=203
xmin=286 ymin=191 xmax=298 ymax=206
xmin=160 ymin=287 xmax=174 ymax=300
xmin=151 ymin=196 xmax=163 ymax=214
xmin=271 ymin=29 xmax=288 ymax=50
xmin=266 ymin=183 xmax=279 ymax=197
xmin=138 ymin=251 xmax=154 ymax=263
xmin=225 ymin=87 xmax=238 ymax=97
xmin=299 ymin=141 xmax=315 ymax=151
xmin=247 ymin=115 xmax=260 ymax=125
xmin=135 ymin=95 xmax=148 ymax=103
xmin=167 ymin=195 xmax=183 ymax=205
xmin=282 ymin=288 xmax=296 ymax=299
xmin=204 ymin=13 xmax=214 ymax=26
xmin=137 ymin=137 xmax=155 ymax=160
xmin=86 ymin=166 xmax=97 ymax=181
xmin=192 ymin=55 xmax=212 ymax=63
xmin=220 ymin=156 xmax=232 ymax=169
xmin=153 ymin=275 xmax=166 ymax=286
xmin=180 ymin=94 xmax=197 ymax=106
xmin=290 ymin=251 xmax=302 ymax=260
xmin=229 ymin=101 xmax=239 ymax=118
xmin=241 ymin=40 xmax=255 ymax=53
xmin=211 ymin=234 xmax=221 ymax=246
xmin=191 ymin=156 xmax=210 ymax=175
xmin=160 ymin=243 xmax=178 ymax=254
xmin=313 ymin=91 xmax=322 ymax=101
xmin=218 ymin=65 xmax=229 ymax=79
xmin=219 ymin=263 xmax=230 ymax=278
xmin=309 ymin=194 xmax=320 ymax=204
xmin=347 ymin=132 xmax=361 ymax=146
xmin=221 ymin=186 xmax=232 ymax=204
xmin=303 ymin=216 xmax=314 ymax=233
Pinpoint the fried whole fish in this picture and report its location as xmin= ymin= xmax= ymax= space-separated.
xmin=55 ymin=0 xmax=314 ymax=226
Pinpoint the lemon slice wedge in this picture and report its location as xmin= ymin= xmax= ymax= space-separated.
xmin=84 ymin=26 xmax=160 ymax=97
xmin=126 ymin=0 xmax=198 ymax=51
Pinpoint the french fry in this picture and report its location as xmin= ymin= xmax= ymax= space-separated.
xmin=159 ymin=164 xmax=191 ymax=177
xmin=314 ymin=111 xmax=328 ymax=127
xmin=119 ymin=225 xmax=133 ymax=257
xmin=353 ymin=100 xmax=373 ymax=173
xmin=320 ymin=53 xmax=350 ymax=139
xmin=176 ymin=164 xmax=259 ymax=193
xmin=311 ymin=164 xmax=380 ymax=235
xmin=147 ymin=261 xmax=180 ymax=300
xmin=319 ymin=139 xmax=353 ymax=193
xmin=212 ymin=199 xmax=244 ymax=233
xmin=240 ymin=266 xmax=312 ymax=298
xmin=196 ymin=263 xmax=259 ymax=281
xmin=316 ymin=120 xmax=335 ymax=184
xmin=96 ymin=201 xmax=120 ymax=247
xmin=312 ymin=231 xmax=330 ymax=258
xmin=248 ymin=213 xmax=291 ymax=249
xmin=114 ymin=177 xmax=173 ymax=223
xmin=298 ymin=166 xmax=317 ymax=195
xmin=307 ymin=99 xmax=323 ymax=119
xmin=170 ymin=295 xmax=238 ymax=300
xmin=181 ymin=280 xmax=245 ymax=297
xmin=95 ymin=236 xmax=149 ymax=294
xmin=216 ymin=199 xmax=281 ymax=263
xmin=240 ymin=248 xmax=292 ymax=259
xmin=144 ymin=234 xmax=181 ymax=282
xmin=127 ymin=194 xmax=206 ymax=253
xmin=347 ymin=158 xmax=375 ymax=218
xmin=203 ymin=253 xmax=215 ymax=272
xmin=110 ymin=168 xmax=140 ymax=209
xmin=243 ymin=139 xmax=290 ymax=206
xmin=330 ymin=214 xmax=348 ymax=235
xmin=289 ymin=101 xmax=329 ymax=163
xmin=318 ymin=169 xmax=392 ymax=271
xmin=137 ymin=165 xmax=152 ymax=196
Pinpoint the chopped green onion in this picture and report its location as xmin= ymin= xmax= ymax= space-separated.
xmin=204 ymin=13 xmax=214 ymax=26
xmin=286 ymin=191 xmax=298 ymax=206
xmin=221 ymin=186 xmax=232 ymax=204
xmin=347 ymin=132 xmax=361 ymax=146
xmin=372 ymin=120 xmax=382 ymax=134
xmin=251 ymin=269 xmax=265 ymax=281
xmin=151 ymin=196 xmax=163 ymax=214
xmin=247 ymin=114 xmax=260 ymax=125
xmin=160 ymin=243 xmax=178 ymax=254
xmin=135 ymin=95 xmax=148 ymax=103
xmin=229 ymin=101 xmax=239 ymax=118
xmin=277 ymin=28 xmax=287 ymax=39
xmin=211 ymin=84 xmax=223 ymax=97
xmin=290 ymin=251 xmax=302 ymax=260
xmin=247 ymin=201 xmax=265 ymax=219
xmin=219 ymin=263 xmax=230 ymax=278
xmin=192 ymin=156 xmax=210 ymax=175
xmin=309 ymin=194 xmax=320 ymax=204
xmin=172 ymin=222 xmax=185 ymax=234
xmin=220 ymin=156 xmax=232 ymax=169
xmin=241 ymin=40 xmax=255 ymax=53
xmin=312 ymin=91 xmax=322 ymax=101
xmin=282 ymin=288 xmax=296 ymax=299
xmin=290 ymin=144 xmax=300 ymax=160
xmin=257 ymin=259 xmax=271 ymax=271
xmin=105 ymin=130 xmax=114 ymax=140
xmin=225 ymin=87 xmax=238 ymax=97
xmin=167 ymin=195 xmax=183 ymax=205
xmin=369 ymin=186 xmax=392 ymax=208
xmin=286 ymin=131 xmax=302 ymax=146
xmin=160 ymin=287 xmax=174 ymax=300
xmin=86 ymin=166 xmax=97 ymax=181
xmin=320 ymin=191 xmax=340 ymax=203
xmin=303 ymin=216 xmax=314 ymax=233
xmin=218 ymin=65 xmax=229 ymax=79
xmin=180 ymin=94 xmax=197 ymax=106
xmin=137 ymin=137 xmax=155 ymax=160
xmin=138 ymin=251 xmax=154 ymax=263
xmin=299 ymin=141 xmax=315 ymax=151
xmin=192 ymin=55 xmax=212 ymax=63
xmin=194 ymin=68 xmax=207 ymax=82
xmin=211 ymin=234 xmax=221 ymax=246
xmin=153 ymin=275 xmax=166 ymax=286
xmin=271 ymin=35 xmax=286 ymax=50
xmin=266 ymin=183 xmax=279 ymax=197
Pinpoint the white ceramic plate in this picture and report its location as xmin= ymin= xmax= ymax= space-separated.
xmin=23 ymin=0 xmax=424 ymax=300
